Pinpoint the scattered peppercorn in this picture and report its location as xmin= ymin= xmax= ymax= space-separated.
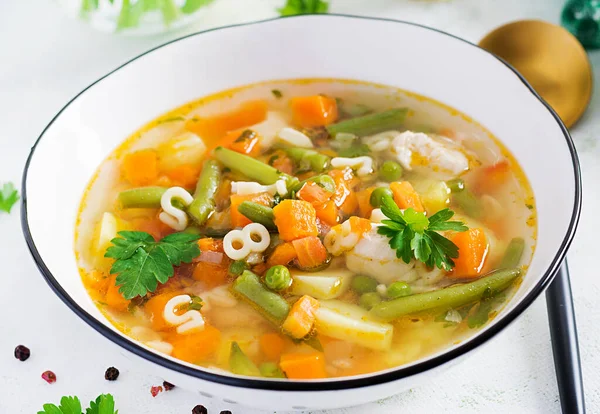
xmin=104 ymin=367 xmax=120 ymax=381
xmin=192 ymin=405 xmax=208 ymax=414
xmin=150 ymin=385 xmax=163 ymax=397
xmin=220 ymin=411 xmax=233 ymax=414
xmin=41 ymin=370 xmax=56 ymax=384
xmin=163 ymin=381 xmax=175 ymax=391
xmin=14 ymin=345 xmax=30 ymax=361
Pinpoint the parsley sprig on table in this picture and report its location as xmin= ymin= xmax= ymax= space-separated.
xmin=377 ymin=194 xmax=468 ymax=271
xmin=38 ymin=393 xmax=117 ymax=414
xmin=105 ymin=231 xmax=200 ymax=300
xmin=0 ymin=182 xmax=19 ymax=213
xmin=278 ymin=0 xmax=329 ymax=16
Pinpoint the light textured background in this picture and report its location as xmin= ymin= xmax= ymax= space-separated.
xmin=1 ymin=0 xmax=598 ymax=413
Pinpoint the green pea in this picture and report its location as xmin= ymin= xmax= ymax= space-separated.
xmin=229 ymin=260 xmax=249 ymax=277
xmin=446 ymin=178 xmax=465 ymax=193
xmin=359 ymin=292 xmax=382 ymax=310
xmin=370 ymin=187 xmax=394 ymax=208
xmin=351 ymin=275 xmax=378 ymax=294
xmin=379 ymin=161 xmax=403 ymax=181
xmin=387 ymin=281 xmax=412 ymax=299
xmin=265 ymin=265 xmax=292 ymax=291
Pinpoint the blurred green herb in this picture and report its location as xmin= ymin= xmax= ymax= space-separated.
xmin=38 ymin=394 xmax=117 ymax=414
xmin=278 ymin=0 xmax=329 ymax=16
xmin=0 ymin=182 xmax=19 ymax=213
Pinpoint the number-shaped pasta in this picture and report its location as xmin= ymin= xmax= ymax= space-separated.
xmin=163 ymin=294 xmax=205 ymax=334
xmin=159 ymin=187 xmax=193 ymax=231
xmin=223 ymin=223 xmax=271 ymax=260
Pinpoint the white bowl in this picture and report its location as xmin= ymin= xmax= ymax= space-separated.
xmin=21 ymin=15 xmax=581 ymax=411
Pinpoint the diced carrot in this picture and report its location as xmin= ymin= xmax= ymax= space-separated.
xmin=315 ymin=200 xmax=339 ymax=226
xmin=269 ymin=150 xmax=294 ymax=175
xmin=122 ymin=150 xmax=159 ymax=186
xmin=290 ymin=95 xmax=338 ymax=128
xmin=170 ymin=325 xmax=221 ymax=363
xmin=144 ymin=291 xmax=180 ymax=331
xmin=273 ymin=200 xmax=319 ymax=241
xmin=356 ymin=187 xmax=376 ymax=218
xmin=267 ymin=242 xmax=298 ymax=268
xmin=193 ymin=238 xmax=230 ymax=288
xmin=230 ymin=192 xmax=274 ymax=228
xmin=439 ymin=128 xmax=456 ymax=139
xmin=279 ymin=352 xmax=327 ymax=379
xmin=328 ymin=169 xmax=358 ymax=216
xmin=292 ymin=236 xmax=329 ymax=269
xmin=252 ymin=262 xmax=268 ymax=276
xmin=130 ymin=214 xmax=172 ymax=241
xmin=451 ymin=228 xmax=489 ymax=278
xmin=282 ymin=295 xmax=320 ymax=339
xmin=297 ymin=181 xmax=333 ymax=208
xmin=347 ymin=216 xmax=372 ymax=235
xmin=390 ymin=181 xmax=425 ymax=212
xmin=185 ymin=100 xmax=268 ymax=142
xmin=474 ymin=161 xmax=511 ymax=195
xmin=164 ymin=164 xmax=201 ymax=189
xmin=104 ymin=274 xmax=130 ymax=312
xmin=228 ymin=130 xmax=261 ymax=157
xmin=259 ymin=333 xmax=286 ymax=361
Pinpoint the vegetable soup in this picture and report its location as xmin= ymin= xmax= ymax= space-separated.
xmin=75 ymin=79 xmax=536 ymax=379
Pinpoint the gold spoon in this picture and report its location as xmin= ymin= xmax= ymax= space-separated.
xmin=479 ymin=20 xmax=592 ymax=127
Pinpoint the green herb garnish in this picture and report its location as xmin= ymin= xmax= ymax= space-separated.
xmin=377 ymin=194 xmax=468 ymax=270
xmin=271 ymin=89 xmax=283 ymax=98
xmin=278 ymin=0 xmax=329 ymax=16
xmin=105 ymin=231 xmax=201 ymax=299
xmin=0 ymin=182 xmax=19 ymax=213
xmin=185 ymin=295 xmax=204 ymax=311
xmin=38 ymin=394 xmax=117 ymax=414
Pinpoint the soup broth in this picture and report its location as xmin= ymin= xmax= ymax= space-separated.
xmin=75 ymin=79 xmax=536 ymax=379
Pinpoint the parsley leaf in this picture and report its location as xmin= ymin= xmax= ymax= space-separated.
xmin=39 ymin=394 xmax=117 ymax=414
xmin=106 ymin=231 xmax=200 ymax=299
xmin=377 ymin=193 xmax=468 ymax=271
xmin=278 ymin=0 xmax=329 ymax=16
xmin=185 ymin=295 xmax=203 ymax=311
xmin=86 ymin=394 xmax=117 ymax=414
xmin=0 ymin=182 xmax=19 ymax=213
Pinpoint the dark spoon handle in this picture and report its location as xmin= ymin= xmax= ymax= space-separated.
xmin=546 ymin=260 xmax=586 ymax=414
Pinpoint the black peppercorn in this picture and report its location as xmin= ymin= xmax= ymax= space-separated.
xmin=192 ymin=405 xmax=208 ymax=414
xmin=220 ymin=411 xmax=233 ymax=414
xmin=14 ymin=345 xmax=30 ymax=361
xmin=104 ymin=367 xmax=120 ymax=381
xmin=163 ymin=381 xmax=175 ymax=391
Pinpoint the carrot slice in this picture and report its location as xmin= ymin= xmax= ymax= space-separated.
xmin=451 ymin=228 xmax=489 ymax=278
xmin=315 ymin=200 xmax=339 ymax=226
xmin=230 ymin=192 xmax=274 ymax=228
xmin=328 ymin=169 xmax=358 ymax=216
xmin=266 ymin=242 xmax=298 ymax=268
xmin=170 ymin=325 xmax=221 ymax=363
xmin=290 ymin=95 xmax=338 ymax=127
xmin=144 ymin=291 xmax=180 ymax=331
xmin=228 ymin=130 xmax=261 ymax=157
xmin=259 ymin=333 xmax=286 ymax=361
xmin=279 ymin=352 xmax=327 ymax=379
xmin=104 ymin=274 xmax=130 ymax=312
xmin=356 ymin=187 xmax=376 ymax=218
xmin=273 ymin=200 xmax=319 ymax=241
xmin=292 ymin=236 xmax=329 ymax=269
xmin=474 ymin=161 xmax=511 ymax=195
xmin=164 ymin=164 xmax=201 ymax=189
xmin=122 ymin=150 xmax=159 ymax=186
xmin=193 ymin=238 xmax=230 ymax=288
xmin=270 ymin=150 xmax=294 ymax=175
xmin=185 ymin=100 xmax=268 ymax=143
xmin=297 ymin=181 xmax=333 ymax=208
xmin=282 ymin=295 xmax=320 ymax=339
xmin=390 ymin=181 xmax=425 ymax=212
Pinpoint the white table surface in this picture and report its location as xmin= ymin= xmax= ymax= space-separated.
xmin=1 ymin=0 xmax=598 ymax=413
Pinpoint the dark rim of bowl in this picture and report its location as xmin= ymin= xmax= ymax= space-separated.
xmin=21 ymin=14 xmax=582 ymax=392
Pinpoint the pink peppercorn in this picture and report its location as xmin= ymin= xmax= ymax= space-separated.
xmin=150 ymin=385 xmax=163 ymax=397
xmin=41 ymin=370 xmax=56 ymax=384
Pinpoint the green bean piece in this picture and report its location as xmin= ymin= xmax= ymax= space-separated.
xmin=326 ymin=108 xmax=408 ymax=137
xmin=338 ymin=101 xmax=372 ymax=118
xmin=238 ymin=201 xmax=276 ymax=230
xmin=370 ymin=187 xmax=394 ymax=208
xmin=232 ymin=270 xmax=290 ymax=324
xmin=215 ymin=147 xmax=297 ymax=188
xmin=229 ymin=342 xmax=260 ymax=377
xmin=387 ymin=281 xmax=412 ymax=299
xmin=331 ymin=132 xmax=358 ymax=149
xmin=351 ymin=275 xmax=378 ymax=294
xmin=292 ymin=174 xmax=336 ymax=194
xmin=229 ymin=260 xmax=249 ymax=277
xmin=370 ymin=268 xmax=521 ymax=321
xmin=452 ymin=187 xmax=482 ymax=219
xmin=188 ymin=160 xmax=221 ymax=226
xmin=446 ymin=178 xmax=465 ymax=193
xmin=379 ymin=161 xmax=403 ymax=182
xmin=500 ymin=237 xmax=526 ymax=268
xmin=359 ymin=292 xmax=382 ymax=310
xmin=285 ymin=147 xmax=330 ymax=173
xmin=265 ymin=265 xmax=292 ymax=291
xmin=259 ymin=362 xmax=285 ymax=378
xmin=118 ymin=187 xmax=168 ymax=208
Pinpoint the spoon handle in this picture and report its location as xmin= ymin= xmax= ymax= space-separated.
xmin=546 ymin=259 xmax=586 ymax=413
